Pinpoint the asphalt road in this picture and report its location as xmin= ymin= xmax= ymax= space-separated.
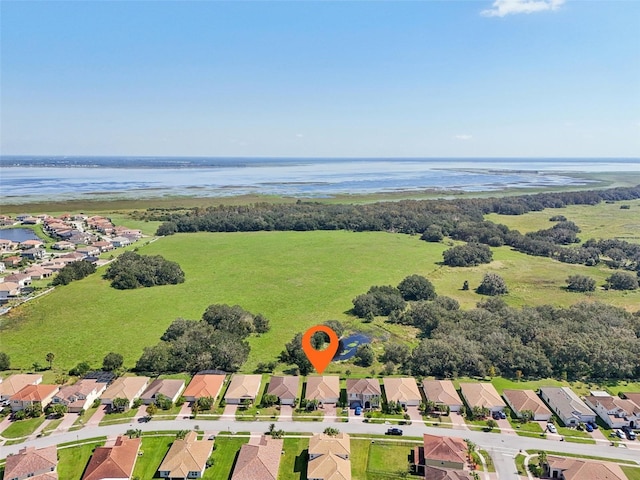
xmin=2 ymin=418 xmax=639 ymax=478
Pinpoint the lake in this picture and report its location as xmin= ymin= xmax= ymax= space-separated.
xmin=0 ymin=228 xmax=40 ymax=243
xmin=335 ymin=333 xmax=371 ymax=361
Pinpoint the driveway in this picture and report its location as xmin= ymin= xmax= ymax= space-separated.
xmin=450 ymin=411 xmax=469 ymax=430
xmin=590 ymin=427 xmax=607 ymax=442
xmin=178 ymin=402 xmax=192 ymax=419
xmin=279 ymin=405 xmax=293 ymax=422
xmin=86 ymin=405 xmax=107 ymax=426
xmin=406 ymin=406 xmax=423 ymax=425
xmin=322 ymin=404 xmax=339 ymax=423
xmin=55 ymin=412 xmax=79 ymax=433
xmin=496 ymin=417 xmax=515 ymax=435
xmin=222 ymin=404 xmax=238 ymax=419
xmin=349 ymin=408 xmax=364 ymax=424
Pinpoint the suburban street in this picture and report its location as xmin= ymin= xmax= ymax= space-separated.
xmin=2 ymin=416 xmax=639 ymax=479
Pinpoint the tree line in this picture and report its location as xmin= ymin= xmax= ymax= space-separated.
xmin=134 ymin=304 xmax=270 ymax=374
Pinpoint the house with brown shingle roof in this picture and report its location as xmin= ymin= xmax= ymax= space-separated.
xmin=413 ymin=434 xmax=468 ymax=476
xmin=382 ymin=377 xmax=422 ymax=407
xmin=585 ymin=394 xmax=640 ymax=429
xmin=230 ymin=435 xmax=284 ymax=480
xmin=140 ymin=379 xmax=185 ymax=405
xmin=545 ymin=456 xmax=627 ymax=480
xmin=424 ymin=467 xmax=470 ymax=480
xmin=305 ymin=376 xmax=340 ymax=405
xmin=422 ymin=380 xmax=463 ymax=413
xmin=459 ymin=383 xmax=506 ymax=414
xmin=266 ymin=375 xmax=300 ymax=405
xmin=19 ymin=239 xmax=44 ymax=249
xmin=10 ymin=384 xmax=59 ymax=412
xmin=183 ymin=374 xmax=226 ymax=403
xmin=0 ymin=374 xmax=42 ymax=401
xmin=24 ymin=266 xmax=54 ymax=280
xmin=346 ymin=378 xmax=381 ymax=409
xmin=100 ymin=376 xmax=149 ymax=410
xmin=82 ymin=436 xmax=141 ymax=480
xmin=157 ymin=431 xmax=214 ymax=479
xmin=0 ymin=281 xmax=21 ymax=300
xmin=622 ymin=392 xmax=640 ymax=407
xmin=503 ymin=389 xmax=552 ymax=421
xmin=52 ymin=379 xmax=106 ymax=413
xmin=4 ymin=445 xmax=58 ymax=480
xmin=224 ymin=375 xmax=262 ymax=405
xmin=307 ymin=433 xmax=351 ymax=480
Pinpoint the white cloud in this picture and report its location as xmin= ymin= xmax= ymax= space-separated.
xmin=454 ymin=134 xmax=473 ymax=141
xmin=482 ymin=0 xmax=565 ymax=17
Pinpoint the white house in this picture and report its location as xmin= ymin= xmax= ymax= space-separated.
xmin=585 ymin=394 xmax=640 ymax=429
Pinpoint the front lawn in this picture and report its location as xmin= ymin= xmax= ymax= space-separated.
xmin=1 ymin=416 xmax=46 ymax=439
xmin=57 ymin=440 xmax=106 ymax=480
xmin=367 ymin=442 xmax=413 ymax=476
xmin=202 ymin=436 xmax=248 ymax=479
xmin=292 ymin=410 xmax=324 ymax=421
xmin=98 ymin=408 xmax=138 ymax=426
xmin=278 ymin=437 xmax=309 ymax=480
xmin=556 ymin=426 xmax=596 ymax=444
xmin=621 ymin=466 xmax=640 ymax=480
xmin=465 ymin=418 xmax=501 ymax=433
xmin=132 ymin=436 xmax=173 ymax=479
xmin=508 ymin=418 xmax=545 ymax=438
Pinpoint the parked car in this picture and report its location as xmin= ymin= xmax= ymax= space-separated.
xmin=492 ymin=412 xmax=501 ymax=420
xmin=585 ymin=423 xmax=593 ymax=432
xmin=547 ymin=423 xmax=557 ymax=433
xmin=615 ymin=429 xmax=625 ymax=438
xmin=626 ymin=431 xmax=636 ymax=440
xmin=587 ymin=421 xmax=598 ymax=430
xmin=354 ymin=406 xmax=362 ymax=415
xmin=499 ymin=411 xmax=506 ymax=419
xmin=386 ymin=428 xmax=403 ymax=436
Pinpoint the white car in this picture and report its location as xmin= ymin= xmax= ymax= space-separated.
xmin=615 ymin=429 xmax=625 ymax=438
xmin=547 ymin=423 xmax=557 ymax=433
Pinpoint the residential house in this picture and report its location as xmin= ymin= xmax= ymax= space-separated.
xmin=182 ymin=374 xmax=226 ymax=403
xmin=539 ymin=387 xmax=596 ymax=426
xmin=266 ymin=375 xmax=300 ymax=405
xmin=157 ymin=431 xmax=214 ymax=479
xmin=82 ymin=436 xmax=141 ymax=480
xmin=140 ymin=378 xmax=185 ymax=405
xmin=422 ymin=380 xmax=463 ymax=413
xmin=423 ymin=467 xmax=469 ymax=480
xmin=19 ymin=239 xmax=44 ymax=250
xmin=4 ymin=273 xmax=32 ymax=288
xmin=231 ymin=435 xmax=284 ymax=480
xmin=413 ymin=434 xmax=468 ymax=476
xmin=459 ymin=383 xmax=506 ymax=414
xmin=382 ymin=377 xmax=422 ymax=407
xmin=24 ymin=266 xmax=54 ymax=280
xmin=307 ymin=433 xmax=351 ymax=480
xmin=503 ymin=389 xmax=552 ymax=421
xmin=0 ymin=239 xmax=18 ymax=252
xmin=92 ymin=240 xmax=114 ymax=252
xmin=224 ymin=374 xmax=262 ymax=405
xmin=585 ymin=394 xmax=640 ymax=429
xmin=545 ymin=456 xmax=627 ymax=480
xmin=100 ymin=376 xmax=149 ymax=410
xmin=10 ymin=384 xmax=59 ymax=412
xmin=111 ymin=236 xmax=131 ymax=248
xmin=52 ymin=379 xmax=106 ymax=413
xmin=21 ymin=248 xmax=45 ymax=261
xmin=0 ymin=282 xmax=21 ymax=301
xmin=0 ymin=263 xmax=5 ymax=273
xmin=623 ymin=392 xmax=640 ymax=408
xmin=21 ymin=216 xmax=41 ymax=225
xmin=346 ymin=378 xmax=381 ymax=409
xmin=305 ymin=376 xmax=340 ymax=405
xmin=0 ymin=374 xmax=43 ymax=401
xmin=51 ymin=241 xmax=75 ymax=250
xmin=76 ymin=246 xmax=100 ymax=257
xmin=2 ymin=256 xmax=22 ymax=268
xmin=4 ymin=445 xmax=58 ymax=480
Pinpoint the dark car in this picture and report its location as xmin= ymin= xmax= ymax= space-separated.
xmin=626 ymin=431 xmax=637 ymax=441
xmin=386 ymin=428 xmax=403 ymax=436
xmin=492 ymin=412 xmax=500 ymax=420
xmin=499 ymin=411 xmax=506 ymax=419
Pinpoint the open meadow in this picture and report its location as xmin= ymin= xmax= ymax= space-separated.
xmin=2 ymin=219 xmax=638 ymax=373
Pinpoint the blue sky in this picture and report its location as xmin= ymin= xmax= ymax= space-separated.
xmin=2 ymin=0 xmax=639 ymax=157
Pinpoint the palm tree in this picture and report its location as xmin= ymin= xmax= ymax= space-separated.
xmin=45 ymin=352 xmax=55 ymax=370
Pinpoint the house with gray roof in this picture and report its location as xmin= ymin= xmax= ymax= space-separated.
xmin=539 ymin=386 xmax=596 ymax=426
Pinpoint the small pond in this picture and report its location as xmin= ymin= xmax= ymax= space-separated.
xmin=334 ymin=333 xmax=371 ymax=361
xmin=0 ymin=228 xmax=40 ymax=243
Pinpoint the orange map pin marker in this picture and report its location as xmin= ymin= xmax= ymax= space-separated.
xmin=302 ymin=325 xmax=340 ymax=374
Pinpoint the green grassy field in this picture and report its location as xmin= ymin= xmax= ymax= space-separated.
xmin=203 ymin=436 xmax=248 ymax=479
xmin=57 ymin=441 xmax=106 ymax=480
xmin=132 ymin=436 xmax=173 ymax=479
xmin=622 ymin=466 xmax=640 ymax=480
xmin=485 ymin=198 xmax=640 ymax=243
xmin=278 ymin=437 xmax=309 ymax=480
xmin=2 ymin=227 xmax=638 ymax=373
xmin=1 ymin=416 xmax=46 ymax=439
